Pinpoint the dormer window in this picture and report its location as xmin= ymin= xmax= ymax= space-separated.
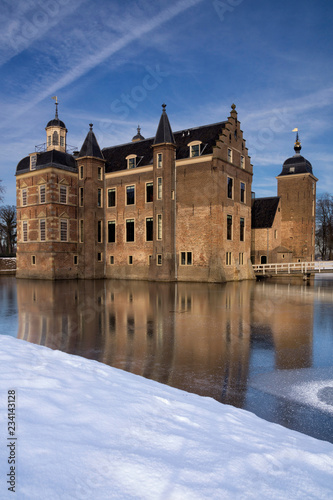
xmin=188 ymin=141 xmax=202 ymax=158
xmin=30 ymin=154 xmax=37 ymax=171
xmin=126 ymin=155 xmax=137 ymax=169
xmin=289 ymin=167 xmax=295 ymax=173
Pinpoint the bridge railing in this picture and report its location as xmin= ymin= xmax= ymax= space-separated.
xmin=253 ymin=261 xmax=333 ymax=275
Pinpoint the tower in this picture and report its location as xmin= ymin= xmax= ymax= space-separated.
xmin=45 ymin=97 xmax=67 ymax=153
xmin=77 ymin=124 xmax=106 ymax=279
xmin=276 ymin=132 xmax=317 ymax=262
xmin=150 ymin=104 xmax=177 ymax=280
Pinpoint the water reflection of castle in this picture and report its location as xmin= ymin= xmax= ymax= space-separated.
xmin=16 ymin=279 xmax=314 ymax=407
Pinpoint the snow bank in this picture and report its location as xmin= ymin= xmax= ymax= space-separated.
xmin=0 ymin=336 xmax=332 ymax=500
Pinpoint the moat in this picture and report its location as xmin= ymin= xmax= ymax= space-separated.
xmin=1 ymin=276 xmax=332 ymax=443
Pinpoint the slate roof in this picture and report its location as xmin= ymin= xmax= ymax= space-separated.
xmin=278 ymin=154 xmax=313 ymax=176
xmin=251 ymin=197 xmax=280 ymax=229
xmin=102 ymin=121 xmax=227 ymax=173
xmin=46 ymin=118 xmax=66 ymax=129
xmin=78 ymin=125 xmax=104 ymax=159
xmin=16 ymin=149 xmax=76 ymax=175
xmin=154 ymin=105 xmax=175 ymax=145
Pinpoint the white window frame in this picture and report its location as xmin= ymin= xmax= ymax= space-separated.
xmin=240 ymin=155 xmax=245 ymax=169
xmin=157 ymin=214 xmax=162 ymax=240
xmin=157 ymin=177 xmax=162 ymax=200
xmin=146 ymin=182 xmax=154 ymax=203
xmin=126 ymin=185 xmax=135 ymax=206
xmin=22 ymin=189 xmax=27 ymax=206
xmin=227 ymin=176 xmax=234 ymax=200
xmin=108 ymin=188 xmax=116 ymax=208
xmin=126 ymin=154 xmax=137 ymax=169
xmin=188 ymin=141 xmax=202 ymax=158
xmin=157 ymin=153 xmax=163 ymax=168
xmin=227 ymin=148 xmax=233 ymax=163
xmin=60 ymin=185 xmax=67 ymax=204
xmin=60 ymin=219 xmax=68 ymax=242
xmin=40 ymin=185 xmax=46 ymax=204
xmin=40 ymin=219 xmax=46 ymax=241
xmin=22 ymin=221 xmax=28 ymax=242
xmin=240 ymin=182 xmax=246 ymax=204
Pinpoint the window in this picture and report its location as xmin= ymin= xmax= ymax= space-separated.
xmin=240 ymin=218 xmax=245 ymax=242
xmin=110 ymin=256 xmax=114 ymax=265
xmin=60 ymin=219 xmax=67 ymax=241
xmin=157 ymin=254 xmax=162 ymax=265
xmin=60 ymin=136 xmax=65 ymax=147
xmin=108 ymin=221 xmax=115 ymax=243
xmin=289 ymin=167 xmax=295 ymax=173
xmin=146 ymin=218 xmax=153 ymax=241
xmin=97 ymin=220 xmax=102 ymax=243
xmin=40 ymin=219 xmax=46 ymax=241
xmin=98 ymin=167 xmax=102 ymax=180
xmin=239 ymin=253 xmax=244 ymax=265
xmin=60 ymin=185 xmax=67 ymax=204
xmin=227 ymin=177 xmax=233 ymax=199
xmin=48 ymin=136 xmax=51 ymax=146
xmin=157 ymin=214 xmax=162 ymax=240
xmin=23 ymin=221 xmax=28 ymax=242
xmin=148 ymin=255 xmax=152 ymax=265
xmin=126 ymin=185 xmax=135 ymax=205
xmin=80 ymin=187 xmax=84 ymax=207
xmin=241 ymin=156 xmax=245 ymax=169
xmin=97 ymin=252 xmax=102 ymax=262
xmin=80 ymin=166 xmax=84 ymax=179
xmin=32 ymin=255 xmax=36 ymax=265
xmin=146 ymin=182 xmax=153 ymax=203
xmin=157 ymin=153 xmax=162 ymax=168
xmin=226 ymin=252 xmax=232 ymax=266
xmin=74 ymin=255 xmax=78 ymax=265
xmin=30 ymin=154 xmax=37 ymax=170
xmin=126 ymin=219 xmax=134 ymax=242
xmin=157 ymin=178 xmax=162 ymax=200
xmin=240 ymin=182 xmax=245 ymax=203
xmin=22 ymin=189 xmax=27 ymax=206
xmin=180 ymin=252 xmax=192 ymax=265
xmin=227 ymin=215 xmax=232 ymax=240
xmin=227 ymin=148 xmax=232 ymax=163
xmin=97 ymin=188 xmax=102 ymax=207
xmin=80 ymin=220 xmax=84 ymax=243
xmin=108 ymin=188 xmax=116 ymax=207
xmin=52 ymin=131 xmax=59 ymax=145
xmin=274 ymin=229 xmax=277 ymax=239
xmin=128 ymin=256 xmax=133 ymax=265
xmin=40 ymin=185 xmax=46 ymax=204
xmin=190 ymin=144 xmax=200 ymax=157
xmin=127 ymin=157 xmax=136 ymax=169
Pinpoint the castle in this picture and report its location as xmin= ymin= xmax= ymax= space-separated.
xmin=15 ymin=102 xmax=317 ymax=281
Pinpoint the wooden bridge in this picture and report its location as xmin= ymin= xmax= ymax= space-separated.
xmin=253 ymin=261 xmax=333 ymax=278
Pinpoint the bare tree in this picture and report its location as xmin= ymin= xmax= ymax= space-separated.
xmin=0 ymin=205 xmax=16 ymax=255
xmin=316 ymin=193 xmax=333 ymax=260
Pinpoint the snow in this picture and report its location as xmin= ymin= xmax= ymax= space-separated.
xmin=250 ymin=367 xmax=333 ymax=415
xmin=0 ymin=336 xmax=333 ymax=500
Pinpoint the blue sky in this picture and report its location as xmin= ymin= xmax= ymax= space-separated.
xmin=1 ymin=0 xmax=332 ymax=206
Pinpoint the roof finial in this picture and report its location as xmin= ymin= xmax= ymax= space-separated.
xmin=137 ymin=125 xmax=141 ymax=134
xmin=52 ymin=96 xmax=59 ymax=119
xmin=231 ymin=103 xmax=236 ymax=110
xmin=162 ymin=103 xmax=166 ymax=112
xmin=292 ymin=128 xmax=301 ymax=154
xmin=89 ymin=123 xmax=93 ymax=131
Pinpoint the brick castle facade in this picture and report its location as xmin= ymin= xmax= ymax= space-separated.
xmin=15 ymin=103 xmax=316 ymax=280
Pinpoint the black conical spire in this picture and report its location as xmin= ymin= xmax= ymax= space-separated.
xmin=294 ymin=130 xmax=301 ymax=155
xmin=78 ymin=124 xmax=104 ymax=159
xmin=153 ymin=104 xmax=175 ymax=145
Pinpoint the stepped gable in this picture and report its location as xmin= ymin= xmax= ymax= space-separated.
xmin=103 ymin=121 xmax=227 ymax=173
xmin=16 ymin=149 xmax=76 ymax=175
xmin=78 ymin=124 xmax=104 ymax=159
xmin=251 ymin=197 xmax=280 ymax=228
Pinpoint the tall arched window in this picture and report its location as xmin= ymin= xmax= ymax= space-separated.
xmin=52 ymin=131 xmax=59 ymax=145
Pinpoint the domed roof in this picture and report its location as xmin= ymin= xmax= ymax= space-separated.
xmin=46 ymin=118 xmax=66 ymax=128
xmin=278 ymin=134 xmax=313 ymax=176
xmin=132 ymin=125 xmax=145 ymax=142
